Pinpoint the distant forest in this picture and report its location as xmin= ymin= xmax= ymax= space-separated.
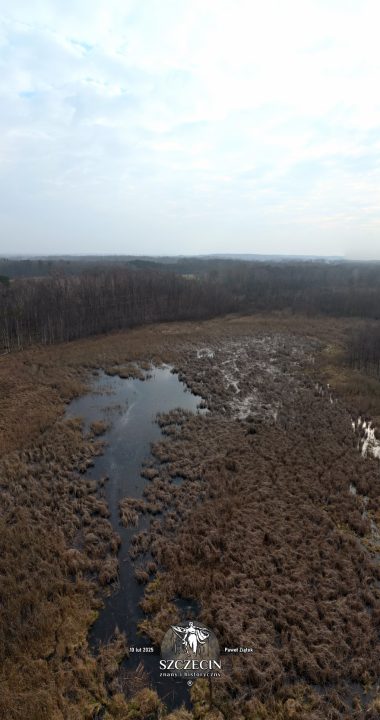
xmin=1 ymin=257 xmax=380 ymax=372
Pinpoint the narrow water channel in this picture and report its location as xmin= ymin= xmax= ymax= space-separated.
xmin=66 ymin=365 xmax=204 ymax=709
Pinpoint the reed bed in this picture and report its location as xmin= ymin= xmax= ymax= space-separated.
xmin=1 ymin=314 xmax=380 ymax=718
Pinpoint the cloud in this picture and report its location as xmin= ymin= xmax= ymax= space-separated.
xmin=0 ymin=0 xmax=380 ymax=257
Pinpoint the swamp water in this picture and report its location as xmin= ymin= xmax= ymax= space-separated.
xmin=66 ymin=366 xmax=203 ymax=709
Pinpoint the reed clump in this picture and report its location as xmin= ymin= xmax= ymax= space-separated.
xmin=90 ymin=419 xmax=110 ymax=436
xmin=120 ymin=498 xmax=141 ymax=527
xmin=105 ymin=363 xmax=145 ymax=380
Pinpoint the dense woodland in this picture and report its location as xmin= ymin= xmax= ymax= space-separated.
xmin=224 ymin=262 xmax=380 ymax=317
xmin=1 ymin=257 xmax=380 ymax=352
xmin=0 ymin=268 xmax=232 ymax=350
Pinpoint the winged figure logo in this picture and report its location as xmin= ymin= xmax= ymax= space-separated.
xmin=170 ymin=621 xmax=210 ymax=655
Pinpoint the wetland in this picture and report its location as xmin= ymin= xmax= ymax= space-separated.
xmin=2 ymin=315 xmax=380 ymax=719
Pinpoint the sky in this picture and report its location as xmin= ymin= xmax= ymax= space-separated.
xmin=0 ymin=0 xmax=380 ymax=259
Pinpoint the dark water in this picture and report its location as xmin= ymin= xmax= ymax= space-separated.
xmin=66 ymin=366 xmax=203 ymax=709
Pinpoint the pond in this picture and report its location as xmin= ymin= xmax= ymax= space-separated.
xmin=66 ymin=365 xmax=204 ymax=709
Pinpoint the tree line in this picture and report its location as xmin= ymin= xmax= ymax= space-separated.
xmin=345 ymin=324 xmax=380 ymax=379
xmin=0 ymin=267 xmax=233 ymax=351
xmin=1 ymin=259 xmax=380 ymax=352
xmin=209 ymin=260 xmax=380 ymax=318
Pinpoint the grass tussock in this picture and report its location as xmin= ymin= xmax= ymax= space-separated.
xmin=105 ymin=363 xmax=145 ymax=380
xmin=119 ymin=497 xmax=141 ymax=527
xmin=90 ymin=419 xmax=110 ymax=436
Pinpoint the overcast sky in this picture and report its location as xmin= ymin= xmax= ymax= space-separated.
xmin=0 ymin=0 xmax=380 ymax=258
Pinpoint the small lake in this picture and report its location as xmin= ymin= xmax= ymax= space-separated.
xmin=66 ymin=365 xmax=204 ymax=709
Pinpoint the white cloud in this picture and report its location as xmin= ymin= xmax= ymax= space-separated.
xmin=0 ymin=0 xmax=380 ymax=257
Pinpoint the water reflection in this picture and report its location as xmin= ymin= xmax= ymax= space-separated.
xmin=66 ymin=366 xmax=204 ymax=707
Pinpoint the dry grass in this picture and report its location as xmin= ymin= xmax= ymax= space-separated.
xmin=119 ymin=498 xmax=142 ymax=527
xmin=0 ymin=417 xmax=127 ymax=718
xmin=1 ymin=313 xmax=379 ymax=718
xmin=90 ymin=419 xmax=110 ymax=436
xmin=0 ymin=313 xmax=362 ymax=454
xmin=105 ymin=363 xmax=145 ymax=380
xmin=131 ymin=325 xmax=380 ymax=718
xmin=315 ymin=339 xmax=380 ymax=426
